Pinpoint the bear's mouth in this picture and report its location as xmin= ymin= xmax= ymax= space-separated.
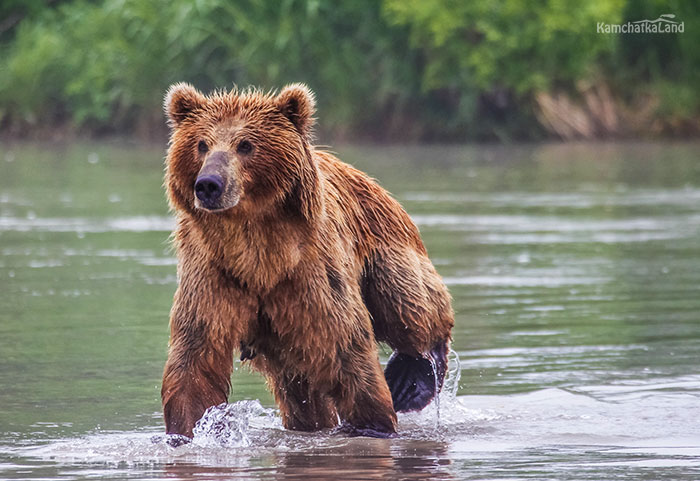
xmin=194 ymin=192 xmax=240 ymax=212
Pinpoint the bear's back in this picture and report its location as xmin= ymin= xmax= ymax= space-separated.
xmin=314 ymin=150 xmax=427 ymax=259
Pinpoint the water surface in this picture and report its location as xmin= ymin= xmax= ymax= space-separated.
xmin=1 ymin=141 xmax=699 ymax=479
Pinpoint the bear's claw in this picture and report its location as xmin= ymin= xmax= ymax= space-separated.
xmin=384 ymin=339 xmax=448 ymax=413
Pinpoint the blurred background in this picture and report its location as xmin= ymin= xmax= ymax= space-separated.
xmin=0 ymin=0 xmax=698 ymax=142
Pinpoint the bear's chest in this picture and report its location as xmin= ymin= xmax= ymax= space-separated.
xmin=202 ymin=219 xmax=306 ymax=292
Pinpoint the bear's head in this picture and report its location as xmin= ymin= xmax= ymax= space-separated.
xmin=164 ymin=83 xmax=321 ymax=221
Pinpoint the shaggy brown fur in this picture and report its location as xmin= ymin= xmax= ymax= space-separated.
xmin=161 ymin=83 xmax=453 ymax=438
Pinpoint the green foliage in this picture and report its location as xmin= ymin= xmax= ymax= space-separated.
xmin=381 ymin=0 xmax=631 ymax=138
xmin=385 ymin=0 xmax=626 ymax=93
xmin=0 ymin=0 xmax=697 ymax=139
xmin=1 ymin=0 xmax=225 ymax=133
xmin=613 ymin=1 xmax=700 ymax=119
xmin=0 ymin=0 xmax=425 ymax=137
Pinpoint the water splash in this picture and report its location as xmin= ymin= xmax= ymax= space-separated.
xmin=190 ymin=400 xmax=279 ymax=448
xmin=443 ymin=347 xmax=462 ymax=400
xmin=427 ymin=347 xmax=461 ymax=430
xmin=428 ymin=355 xmax=440 ymax=429
xmin=163 ymin=352 xmax=468 ymax=449
xmin=395 ymin=348 xmax=493 ymax=439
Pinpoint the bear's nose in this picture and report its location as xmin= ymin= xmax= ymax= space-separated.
xmin=195 ymin=175 xmax=224 ymax=204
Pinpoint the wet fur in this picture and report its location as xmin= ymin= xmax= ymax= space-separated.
xmin=161 ymin=83 xmax=454 ymax=438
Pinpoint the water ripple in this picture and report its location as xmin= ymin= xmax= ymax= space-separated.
xmin=0 ymin=216 xmax=174 ymax=233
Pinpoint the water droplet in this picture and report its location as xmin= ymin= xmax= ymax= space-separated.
xmin=428 ymin=354 xmax=440 ymax=429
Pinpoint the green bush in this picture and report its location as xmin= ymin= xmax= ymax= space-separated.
xmin=0 ymin=0 xmax=422 ymax=138
xmin=0 ymin=0 xmax=697 ymax=140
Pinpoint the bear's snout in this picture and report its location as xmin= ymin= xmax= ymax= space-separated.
xmin=194 ymin=150 xmax=240 ymax=211
xmin=195 ymin=175 xmax=224 ymax=205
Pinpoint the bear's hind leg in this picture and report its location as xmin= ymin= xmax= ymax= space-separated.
xmin=361 ymin=249 xmax=454 ymax=412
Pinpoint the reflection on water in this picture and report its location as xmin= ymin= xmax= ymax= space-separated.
xmin=1 ymin=141 xmax=699 ymax=479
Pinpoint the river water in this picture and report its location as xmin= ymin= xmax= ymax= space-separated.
xmin=0 ymin=141 xmax=699 ymax=479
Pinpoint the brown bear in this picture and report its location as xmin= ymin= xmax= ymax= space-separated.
xmin=161 ymin=83 xmax=454 ymax=440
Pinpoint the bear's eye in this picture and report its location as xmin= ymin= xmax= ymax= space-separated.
xmin=237 ymin=140 xmax=253 ymax=155
xmin=197 ymin=140 xmax=209 ymax=154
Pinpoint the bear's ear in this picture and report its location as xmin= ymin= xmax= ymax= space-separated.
xmin=164 ymin=83 xmax=206 ymax=127
xmin=276 ymin=83 xmax=316 ymax=139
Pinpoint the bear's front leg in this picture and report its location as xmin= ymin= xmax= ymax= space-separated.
xmin=329 ymin=330 xmax=398 ymax=438
xmin=161 ymin=259 xmax=254 ymax=439
xmin=334 ymin=355 xmax=397 ymax=437
xmin=161 ymin=312 xmax=233 ymax=438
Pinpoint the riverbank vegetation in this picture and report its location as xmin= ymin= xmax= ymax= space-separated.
xmin=1 ymin=0 xmax=698 ymax=141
